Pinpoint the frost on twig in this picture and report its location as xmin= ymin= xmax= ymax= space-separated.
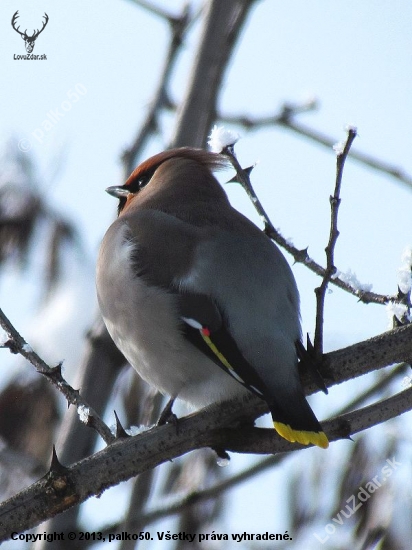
xmin=398 ymin=246 xmax=412 ymax=295
xmin=208 ymin=124 xmax=240 ymax=153
xmin=332 ymin=268 xmax=373 ymax=293
xmin=77 ymin=405 xmax=91 ymax=425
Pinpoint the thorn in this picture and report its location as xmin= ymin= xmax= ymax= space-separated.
xmin=306 ymin=334 xmax=315 ymax=354
xmin=157 ymin=397 xmax=176 ymax=426
xmin=296 ymin=337 xmax=328 ymax=394
xmin=294 ymin=247 xmax=309 ymax=263
xmin=2 ymin=339 xmax=19 ymax=354
xmin=225 ymin=165 xmax=254 ymax=184
xmin=46 ymin=362 xmax=63 ymax=378
xmin=114 ymin=410 xmax=129 ymax=439
xmin=243 ymin=165 xmax=255 ymax=176
xmin=49 ymin=445 xmax=68 ymax=474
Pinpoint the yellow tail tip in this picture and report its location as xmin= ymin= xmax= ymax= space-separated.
xmin=274 ymin=422 xmax=329 ymax=449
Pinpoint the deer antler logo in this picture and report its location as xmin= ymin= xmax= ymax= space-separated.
xmin=11 ymin=11 xmax=49 ymax=53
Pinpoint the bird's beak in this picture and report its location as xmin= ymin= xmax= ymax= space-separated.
xmin=105 ymin=186 xmax=131 ymax=198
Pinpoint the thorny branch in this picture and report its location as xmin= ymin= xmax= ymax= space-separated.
xmin=0 ymin=308 xmax=115 ymax=445
xmin=101 ymin=364 xmax=411 ymax=536
xmin=314 ymin=127 xmax=357 ymax=357
xmin=1 ymin=324 xmax=412 ymax=540
xmin=222 ymin=139 xmax=392 ymax=306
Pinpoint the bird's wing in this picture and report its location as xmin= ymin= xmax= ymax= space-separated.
xmin=176 ymin=292 xmax=266 ymax=399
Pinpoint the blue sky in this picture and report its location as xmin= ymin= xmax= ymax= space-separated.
xmin=1 ymin=1 xmax=412 ymax=546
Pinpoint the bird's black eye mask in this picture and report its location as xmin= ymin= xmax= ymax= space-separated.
xmin=106 ymin=167 xmax=157 ymax=215
xmin=126 ymin=170 xmax=154 ymax=193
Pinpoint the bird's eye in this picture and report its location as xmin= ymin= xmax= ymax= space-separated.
xmin=138 ymin=175 xmax=150 ymax=189
xmin=123 ymin=166 xmax=156 ymax=195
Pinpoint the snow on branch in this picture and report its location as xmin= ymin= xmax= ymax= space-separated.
xmin=208 ymin=125 xmax=240 ymax=152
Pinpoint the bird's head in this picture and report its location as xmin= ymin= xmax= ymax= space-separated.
xmin=106 ymin=147 xmax=230 ymax=216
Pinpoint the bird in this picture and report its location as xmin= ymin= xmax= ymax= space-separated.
xmin=96 ymin=147 xmax=329 ymax=449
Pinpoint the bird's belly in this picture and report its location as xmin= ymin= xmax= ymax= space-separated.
xmin=97 ymin=232 xmax=246 ymax=408
xmin=103 ymin=303 xmax=247 ymax=409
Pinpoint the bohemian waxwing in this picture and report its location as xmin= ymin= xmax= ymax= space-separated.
xmin=96 ymin=147 xmax=329 ymax=449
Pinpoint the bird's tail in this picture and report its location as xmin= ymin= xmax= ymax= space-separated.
xmin=269 ymin=392 xmax=329 ymax=449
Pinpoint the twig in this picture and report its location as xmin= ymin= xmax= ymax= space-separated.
xmin=314 ymin=127 xmax=357 ymax=357
xmin=222 ymin=145 xmax=273 ymax=229
xmin=0 ymin=308 xmax=115 ymax=445
xmin=220 ymin=102 xmax=412 ymax=190
xmin=222 ymin=141 xmax=391 ymax=306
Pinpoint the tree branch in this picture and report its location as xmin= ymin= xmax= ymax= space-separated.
xmin=0 ymin=323 xmax=411 ymax=538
